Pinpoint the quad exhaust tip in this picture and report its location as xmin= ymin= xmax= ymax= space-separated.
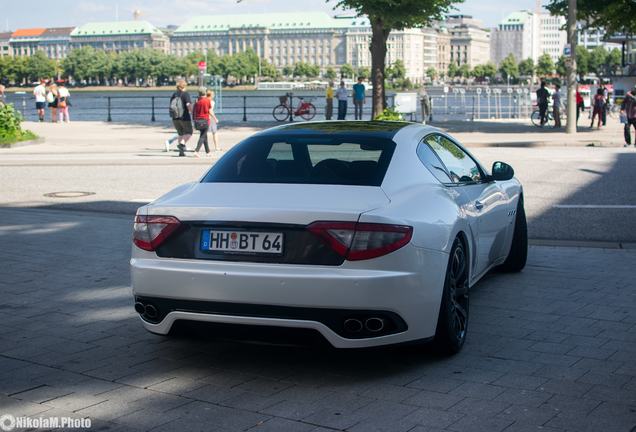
xmin=144 ymin=304 xmax=158 ymax=319
xmin=343 ymin=318 xmax=363 ymax=333
xmin=134 ymin=302 xmax=146 ymax=315
xmin=365 ymin=317 xmax=385 ymax=332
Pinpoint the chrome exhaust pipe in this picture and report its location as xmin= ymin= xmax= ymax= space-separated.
xmin=144 ymin=304 xmax=158 ymax=319
xmin=365 ymin=317 xmax=385 ymax=333
xmin=343 ymin=318 xmax=363 ymax=333
xmin=134 ymin=302 xmax=146 ymax=315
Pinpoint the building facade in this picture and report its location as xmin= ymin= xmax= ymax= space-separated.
xmin=491 ymin=10 xmax=568 ymax=65
xmin=490 ymin=11 xmax=535 ymax=65
xmin=70 ymin=21 xmax=169 ymax=53
xmin=10 ymin=28 xmax=47 ymax=56
xmin=436 ymin=29 xmax=451 ymax=75
xmin=40 ymin=27 xmax=74 ymax=59
xmin=0 ymin=32 xmax=11 ymax=57
xmin=444 ymin=15 xmax=491 ymax=68
xmin=170 ymin=12 xmax=444 ymax=83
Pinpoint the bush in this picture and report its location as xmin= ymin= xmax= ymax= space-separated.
xmin=0 ymin=103 xmax=37 ymax=146
xmin=374 ymin=107 xmax=404 ymax=121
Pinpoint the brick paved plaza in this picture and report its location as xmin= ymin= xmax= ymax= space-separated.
xmin=1 ymin=120 xmax=636 ymax=431
xmin=1 ymin=207 xmax=635 ymax=432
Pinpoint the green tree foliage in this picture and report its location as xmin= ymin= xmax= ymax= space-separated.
xmin=356 ymin=67 xmax=371 ymax=79
xmin=606 ymin=48 xmax=622 ymax=75
xmin=546 ymin=0 xmax=636 ymax=35
xmin=25 ymin=51 xmax=57 ymax=82
xmin=293 ymin=62 xmax=320 ymax=78
xmin=458 ymin=64 xmax=470 ymax=78
xmin=332 ymin=0 xmax=462 ymax=118
xmin=447 ymin=62 xmax=459 ymax=78
xmin=499 ymin=54 xmax=519 ymax=82
xmin=340 ymin=63 xmax=355 ymax=79
xmin=472 ymin=62 xmax=496 ymax=80
xmin=425 ymin=67 xmax=437 ymax=81
xmin=575 ymin=46 xmax=590 ymax=78
xmin=386 ymin=60 xmax=406 ymax=80
xmin=324 ymin=67 xmax=337 ymax=80
xmin=556 ymin=55 xmax=568 ymax=77
xmin=518 ymin=58 xmax=535 ymax=77
xmin=536 ymin=53 xmax=555 ymax=77
xmin=0 ymin=103 xmax=37 ymax=146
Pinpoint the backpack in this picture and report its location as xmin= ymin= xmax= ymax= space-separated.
xmin=169 ymin=94 xmax=184 ymax=119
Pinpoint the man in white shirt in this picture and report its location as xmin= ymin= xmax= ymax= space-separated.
xmin=33 ymin=79 xmax=47 ymax=122
xmin=336 ymin=81 xmax=349 ymax=120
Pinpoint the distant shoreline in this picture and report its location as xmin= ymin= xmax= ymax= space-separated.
xmin=5 ymin=85 xmax=258 ymax=93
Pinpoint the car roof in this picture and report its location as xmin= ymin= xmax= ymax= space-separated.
xmin=258 ymin=121 xmax=418 ymax=140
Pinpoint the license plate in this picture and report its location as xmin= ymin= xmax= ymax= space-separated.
xmin=201 ymin=230 xmax=284 ymax=254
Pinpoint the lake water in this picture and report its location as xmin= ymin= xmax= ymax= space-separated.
xmin=4 ymin=87 xmax=533 ymax=124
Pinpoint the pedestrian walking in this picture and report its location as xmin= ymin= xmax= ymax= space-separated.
xmin=419 ymin=86 xmax=431 ymax=124
xmin=536 ymin=81 xmax=550 ymax=127
xmin=576 ymin=90 xmax=584 ymax=125
xmin=336 ymin=81 xmax=348 ymax=120
xmin=552 ymin=84 xmax=562 ymax=128
xmin=621 ymin=86 xmax=636 ymax=147
xmin=590 ymin=88 xmax=605 ymax=129
xmin=33 ymin=79 xmax=47 ymax=122
xmin=193 ymin=88 xmax=211 ymax=157
xmin=206 ymin=89 xmax=220 ymax=152
xmin=46 ymin=83 xmax=59 ymax=123
xmin=325 ymin=81 xmax=334 ymax=120
xmin=352 ymin=77 xmax=365 ymax=120
xmin=169 ymin=79 xmax=193 ymax=157
xmin=602 ymin=86 xmax=609 ymax=126
xmin=57 ymin=81 xmax=71 ymax=123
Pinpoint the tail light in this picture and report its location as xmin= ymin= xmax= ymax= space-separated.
xmin=133 ymin=215 xmax=181 ymax=251
xmin=308 ymin=221 xmax=412 ymax=261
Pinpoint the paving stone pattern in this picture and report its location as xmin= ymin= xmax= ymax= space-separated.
xmin=0 ymin=207 xmax=635 ymax=432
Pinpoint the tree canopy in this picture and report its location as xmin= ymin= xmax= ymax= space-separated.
xmin=536 ymin=53 xmax=555 ymax=77
xmin=546 ymin=0 xmax=636 ymax=35
xmin=331 ymin=0 xmax=462 ymax=118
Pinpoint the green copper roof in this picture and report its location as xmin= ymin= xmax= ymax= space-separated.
xmin=174 ymin=12 xmax=369 ymax=33
xmin=500 ymin=11 xmax=533 ymax=26
xmin=71 ymin=21 xmax=162 ymax=37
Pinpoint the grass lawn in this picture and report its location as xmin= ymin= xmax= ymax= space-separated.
xmin=0 ymin=130 xmax=38 ymax=148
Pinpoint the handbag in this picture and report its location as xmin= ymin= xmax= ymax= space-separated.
xmin=194 ymin=118 xmax=209 ymax=130
xmin=619 ymin=113 xmax=627 ymax=124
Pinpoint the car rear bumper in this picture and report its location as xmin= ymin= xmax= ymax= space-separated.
xmin=130 ymin=245 xmax=448 ymax=348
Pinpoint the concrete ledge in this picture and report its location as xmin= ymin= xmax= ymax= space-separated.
xmin=529 ymin=238 xmax=636 ymax=249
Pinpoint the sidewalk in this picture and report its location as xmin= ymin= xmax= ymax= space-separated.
xmin=4 ymin=117 xmax=629 ymax=160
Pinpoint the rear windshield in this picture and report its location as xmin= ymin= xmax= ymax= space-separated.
xmin=202 ymin=135 xmax=396 ymax=186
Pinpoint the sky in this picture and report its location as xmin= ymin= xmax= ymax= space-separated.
xmin=1 ymin=0 xmax=540 ymax=31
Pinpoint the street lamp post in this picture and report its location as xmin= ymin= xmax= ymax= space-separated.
xmin=566 ymin=0 xmax=577 ymax=134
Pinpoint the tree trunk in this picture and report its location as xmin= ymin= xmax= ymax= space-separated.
xmin=370 ymin=17 xmax=390 ymax=119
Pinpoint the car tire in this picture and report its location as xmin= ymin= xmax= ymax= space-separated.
xmin=433 ymin=237 xmax=469 ymax=355
xmin=499 ymin=196 xmax=528 ymax=273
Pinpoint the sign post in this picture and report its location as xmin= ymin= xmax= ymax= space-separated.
xmin=198 ymin=61 xmax=207 ymax=87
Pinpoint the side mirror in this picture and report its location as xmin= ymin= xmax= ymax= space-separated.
xmin=491 ymin=161 xmax=514 ymax=181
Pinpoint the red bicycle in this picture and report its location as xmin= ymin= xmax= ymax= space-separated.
xmin=272 ymin=95 xmax=316 ymax=121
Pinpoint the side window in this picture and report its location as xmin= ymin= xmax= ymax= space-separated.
xmin=416 ymin=140 xmax=452 ymax=183
xmin=425 ymin=135 xmax=482 ymax=183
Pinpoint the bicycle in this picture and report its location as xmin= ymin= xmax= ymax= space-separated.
xmin=531 ymin=109 xmax=557 ymax=127
xmin=272 ymin=95 xmax=316 ymax=121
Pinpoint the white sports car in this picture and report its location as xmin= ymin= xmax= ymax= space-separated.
xmin=131 ymin=121 xmax=527 ymax=354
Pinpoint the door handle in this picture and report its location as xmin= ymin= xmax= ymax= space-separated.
xmin=475 ymin=200 xmax=484 ymax=211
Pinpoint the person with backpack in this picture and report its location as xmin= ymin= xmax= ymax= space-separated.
xmin=590 ymin=88 xmax=605 ymax=129
xmin=169 ymin=79 xmax=193 ymax=157
xmin=536 ymin=81 xmax=550 ymax=127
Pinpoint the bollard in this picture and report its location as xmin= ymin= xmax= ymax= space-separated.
xmin=242 ymin=96 xmax=247 ymax=122
xmin=289 ymin=92 xmax=294 ymax=122
xmin=151 ymin=96 xmax=156 ymax=122
xmin=107 ymin=97 xmax=112 ymax=122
